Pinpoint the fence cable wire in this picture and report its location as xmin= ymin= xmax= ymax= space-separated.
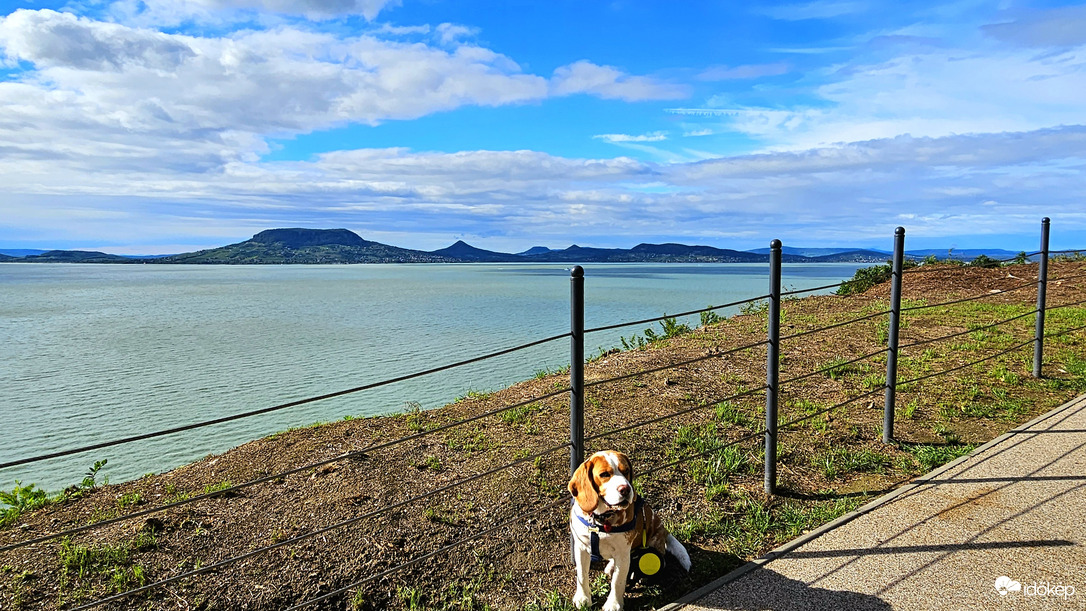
xmin=1048 ymin=322 xmax=1086 ymax=337
xmin=68 ymin=441 xmax=572 ymax=611
xmin=899 ymin=279 xmax=1037 ymax=313
xmin=898 ymin=310 xmax=1038 ymax=350
xmin=584 ymin=294 xmax=772 ymax=335
xmin=285 ymin=496 xmax=569 ymax=610
xmin=584 ymin=338 xmax=768 ymax=390
xmin=778 ymin=388 xmax=886 ymax=432
xmin=780 ymin=309 xmax=889 ymax=343
xmin=0 ymin=386 xmax=571 ymax=553
xmin=897 ymin=339 xmax=1034 ymax=387
xmin=780 ymin=280 xmax=846 ymax=298
xmin=778 ymin=348 xmax=889 ymax=388
xmin=1048 ymin=297 xmax=1086 ymax=311
xmin=0 ymin=332 xmax=571 ymax=471
xmin=641 ymin=427 xmax=767 ymax=478
xmin=1050 ymin=271 xmax=1086 ymax=284
xmin=584 ymin=385 xmax=769 ymax=443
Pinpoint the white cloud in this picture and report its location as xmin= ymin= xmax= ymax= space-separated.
xmin=550 ymin=60 xmax=688 ymax=101
xmin=677 ymin=32 xmax=1086 ymax=152
xmin=116 ymin=0 xmax=400 ymax=22
xmin=435 ymin=22 xmax=478 ymax=45
xmin=4 ymin=124 xmax=1082 ymax=251
xmin=0 ymin=9 xmax=560 ymax=174
xmin=593 ymin=132 xmax=668 ymax=143
xmin=982 ymin=5 xmax=1086 ymax=47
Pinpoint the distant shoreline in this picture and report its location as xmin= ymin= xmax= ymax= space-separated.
xmin=0 ymin=227 xmax=1032 ymax=265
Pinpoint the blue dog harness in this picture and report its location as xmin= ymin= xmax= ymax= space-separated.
xmin=574 ymin=498 xmax=644 ymax=562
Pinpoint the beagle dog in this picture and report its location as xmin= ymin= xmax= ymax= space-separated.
xmin=568 ymin=450 xmax=690 ymax=611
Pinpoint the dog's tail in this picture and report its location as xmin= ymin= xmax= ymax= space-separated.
xmin=665 ymin=533 xmax=692 ymax=572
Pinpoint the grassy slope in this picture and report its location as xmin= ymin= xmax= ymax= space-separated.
xmin=2 ymin=261 xmax=1085 ymax=611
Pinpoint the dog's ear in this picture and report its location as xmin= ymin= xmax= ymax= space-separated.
xmin=568 ymin=458 xmax=599 ymax=513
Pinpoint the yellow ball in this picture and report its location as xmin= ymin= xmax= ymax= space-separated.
xmin=638 ymin=551 xmax=662 ymax=576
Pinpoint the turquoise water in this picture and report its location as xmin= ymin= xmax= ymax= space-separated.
xmin=0 ymin=262 xmax=861 ymax=491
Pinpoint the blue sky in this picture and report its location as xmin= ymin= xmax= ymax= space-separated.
xmin=1 ymin=0 xmax=1085 ymax=254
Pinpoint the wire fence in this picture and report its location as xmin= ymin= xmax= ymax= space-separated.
xmin=3 ymin=217 xmax=1085 ymax=610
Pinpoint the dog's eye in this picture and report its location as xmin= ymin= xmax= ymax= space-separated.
xmin=598 ymin=471 xmax=611 ymax=480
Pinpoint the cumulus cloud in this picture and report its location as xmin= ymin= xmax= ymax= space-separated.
xmin=0 ymin=9 xmax=692 ymax=183
xmin=0 ymin=8 xmax=559 ymax=174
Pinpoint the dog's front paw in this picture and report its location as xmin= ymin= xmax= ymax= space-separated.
xmin=572 ymin=591 xmax=592 ymax=609
xmin=602 ymin=597 xmax=624 ymax=611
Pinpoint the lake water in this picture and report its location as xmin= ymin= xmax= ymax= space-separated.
xmin=0 ymin=262 xmax=862 ymax=492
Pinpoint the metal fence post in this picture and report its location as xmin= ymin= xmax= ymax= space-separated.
xmin=1034 ymin=218 xmax=1050 ymax=378
xmin=570 ymin=266 xmax=585 ymax=474
xmin=883 ymin=227 xmax=905 ymax=444
xmin=765 ymin=240 xmax=781 ymax=496
xmin=569 ymin=266 xmax=585 ymax=565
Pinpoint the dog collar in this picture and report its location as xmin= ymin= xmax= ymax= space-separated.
xmin=574 ymin=498 xmax=643 ymax=534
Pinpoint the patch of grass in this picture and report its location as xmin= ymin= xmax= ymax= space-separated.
xmin=115 ymin=492 xmax=143 ymax=509
xmin=714 ymin=401 xmax=751 ymax=427
xmin=498 ymin=402 xmax=542 ymax=428
xmin=397 ymin=585 xmax=424 ymax=610
xmin=908 ymin=444 xmax=976 ymax=472
xmin=456 ymin=389 xmax=492 ymax=403
xmin=525 ymin=589 xmax=577 ymax=611
xmin=813 ymin=447 xmax=891 ymax=480
xmin=419 ymin=456 xmax=443 ymax=472
xmin=445 ymin=427 xmax=492 ymax=453
xmin=821 ymin=356 xmax=869 ymax=380
xmin=401 ymin=401 xmax=426 ymax=433
xmin=202 ymin=481 xmax=234 ymax=497
xmin=529 ymin=456 xmax=561 ymax=497
xmin=57 ymin=530 xmax=156 ymax=593
xmin=861 ymin=373 xmax=885 ymax=390
xmin=1 ymin=481 xmax=53 ymax=529
xmin=700 ymin=308 xmax=725 ymax=327
xmin=621 ymin=315 xmax=694 ymax=350
xmin=901 ymin=399 xmax=919 ymax=419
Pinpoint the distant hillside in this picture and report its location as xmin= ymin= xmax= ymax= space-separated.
xmin=23 ymin=250 xmax=133 ymax=263
xmin=628 ymin=243 xmax=766 ymax=262
xmin=808 ymin=249 xmax=891 ymax=263
xmin=0 ymin=249 xmax=47 ymax=257
xmin=430 ymin=240 xmax=516 ymax=262
xmin=906 ymin=248 xmax=1023 ymax=261
xmin=161 ymin=229 xmax=453 ymax=264
xmin=747 ymin=246 xmax=869 ymax=258
xmin=517 ymin=246 xmax=553 ymax=256
xmin=7 ymin=229 xmax=1043 ymax=265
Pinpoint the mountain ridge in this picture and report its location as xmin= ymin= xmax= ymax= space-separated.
xmin=0 ymin=228 xmax=1039 ymax=265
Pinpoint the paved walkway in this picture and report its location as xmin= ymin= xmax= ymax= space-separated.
xmin=665 ymin=393 xmax=1086 ymax=610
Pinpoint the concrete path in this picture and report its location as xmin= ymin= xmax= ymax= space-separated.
xmin=666 ymin=393 xmax=1086 ymax=610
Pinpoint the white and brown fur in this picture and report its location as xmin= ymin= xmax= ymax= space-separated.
xmin=568 ymin=450 xmax=691 ymax=611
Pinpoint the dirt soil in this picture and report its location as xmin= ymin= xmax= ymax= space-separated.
xmin=2 ymin=261 xmax=1086 ymax=611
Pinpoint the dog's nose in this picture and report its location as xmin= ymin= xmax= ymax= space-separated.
xmin=617 ymin=484 xmax=630 ymax=497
